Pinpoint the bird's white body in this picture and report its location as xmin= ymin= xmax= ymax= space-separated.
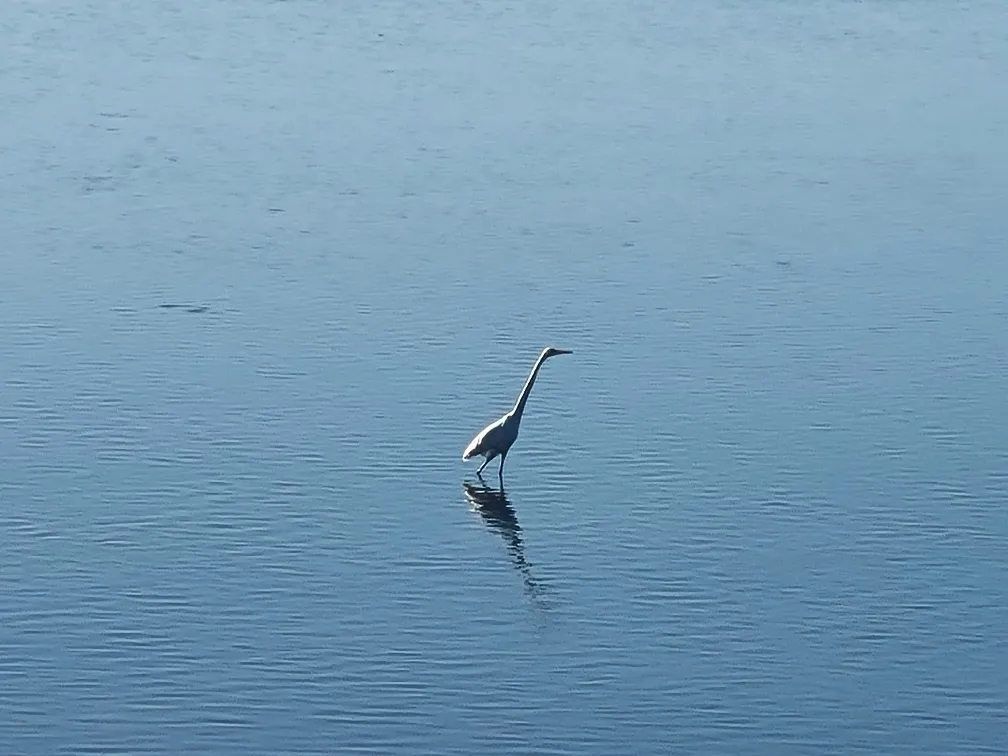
xmin=463 ymin=347 xmax=571 ymax=481
xmin=462 ymin=413 xmax=519 ymax=463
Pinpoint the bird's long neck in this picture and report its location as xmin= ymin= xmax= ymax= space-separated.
xmin=510 ymin=350 xmax=550 ymax=424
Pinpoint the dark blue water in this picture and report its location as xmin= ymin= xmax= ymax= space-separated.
xmin=2 ymin=1 xmax=1007 ymax=753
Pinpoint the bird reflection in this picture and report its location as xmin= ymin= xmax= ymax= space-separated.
xmin=463 ymin=482 xmax=542 ymax=599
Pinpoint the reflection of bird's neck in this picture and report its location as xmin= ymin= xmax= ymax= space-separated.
xmin=510 ymin=350 xmax=550 ymax=425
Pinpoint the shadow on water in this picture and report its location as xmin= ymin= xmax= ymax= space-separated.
xmin=462 ymin=482 xmax=545 ymax=602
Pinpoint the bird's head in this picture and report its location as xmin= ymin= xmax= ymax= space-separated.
xmin=543 ymin=347 xmax=573 ymax=358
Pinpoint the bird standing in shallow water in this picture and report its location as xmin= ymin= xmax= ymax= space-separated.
xmin=462 ymin=347 xmax=572 ymax=482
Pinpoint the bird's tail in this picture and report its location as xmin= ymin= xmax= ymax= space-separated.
xmin=462 ymin=437 xmax=480 ymax=460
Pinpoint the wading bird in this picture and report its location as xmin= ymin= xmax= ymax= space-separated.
xmin=462 ymin=347 xmax=572 ymax=482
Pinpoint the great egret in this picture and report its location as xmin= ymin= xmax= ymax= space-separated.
xmin=462 ymin=346 xmax=572 ymax=481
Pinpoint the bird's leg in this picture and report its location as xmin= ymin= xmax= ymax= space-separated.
xmin=476 ymin=456 xmax=491 ymax=476
xmin=498 ymin=451 xmax=507 ymax=483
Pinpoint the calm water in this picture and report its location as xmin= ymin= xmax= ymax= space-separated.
xmin=3 ymin=0 xmax=1007 ymax=753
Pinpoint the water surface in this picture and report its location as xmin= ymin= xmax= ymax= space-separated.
xmin=2 ymin=0 xmax=1007 ymax=754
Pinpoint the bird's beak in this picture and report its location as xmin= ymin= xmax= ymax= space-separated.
xmin=555 ymin=348 xmax=573 ymax=355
